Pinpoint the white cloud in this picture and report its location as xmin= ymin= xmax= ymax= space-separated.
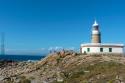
xmin=48 ymin=46 xmax=76 ymax=51
xmin=4 ymin=46 xmax=77 ymax=55
xmin=48 ymin=46 xmax=63 ymax=51
xmin=66 ymin=47 xmax=75 ymax=50
xmin=5 ymin=48 xmax=47 ymax=55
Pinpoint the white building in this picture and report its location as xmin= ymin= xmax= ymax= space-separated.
xmin=80 ymin=20 xmax=124 ymax=54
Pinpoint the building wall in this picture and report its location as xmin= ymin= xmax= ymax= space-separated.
xmin=81 ymin=46 xmax=124 ymax=54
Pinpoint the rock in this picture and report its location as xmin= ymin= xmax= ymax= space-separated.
xmin=0 ymin=76 xmax=5 ymax=81
xmin=0 ymin=52 xmax=125 ymax=83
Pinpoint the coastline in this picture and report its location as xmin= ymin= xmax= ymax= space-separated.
xmin=0 ymin=55 xmax=46 ymax=61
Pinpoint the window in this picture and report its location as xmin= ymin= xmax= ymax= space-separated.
xmin=109 ymin=48 xmax=112 ymax=52
xmin=87 ymin=48 xmax=90 ymax=52
xmin=100 ymin=48 xmax=103 ymax=52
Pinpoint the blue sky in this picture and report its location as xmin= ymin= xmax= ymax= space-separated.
xmin=0 ymin=0 xmax=125 ymax=55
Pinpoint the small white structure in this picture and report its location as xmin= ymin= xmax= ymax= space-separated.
xmin=81 ymin=20 xmax=124 ymax=54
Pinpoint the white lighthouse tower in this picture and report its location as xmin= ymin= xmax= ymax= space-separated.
xmin=91 ymin=20 xmax=101 ymax=43
xmin=81 ymin=20 xmax=124 ymax=54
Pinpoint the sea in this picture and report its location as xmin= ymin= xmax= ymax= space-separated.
xmin=0 ymin=54 xmax=46 ymax=61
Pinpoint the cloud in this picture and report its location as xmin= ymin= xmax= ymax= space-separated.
xmin=4 ymin=46 xmax=77 ymax=55
xmin=48 ymin=46 xmax=63 ymax=51
xmin=5 ymin=48 xmax=46 ymax=55
xmin=66 ymin=47 xmax=75 ymax=50
xmin=48 ymin=46 xmax=76 ymax=51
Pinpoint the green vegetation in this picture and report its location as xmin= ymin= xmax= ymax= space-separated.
xmin=19 ymin=76 xmax=31 ymax=83
xmin=60 ymin=61 xmax=125 ymax=83
xmin=56 ymin=57 xmax=63 ymax=64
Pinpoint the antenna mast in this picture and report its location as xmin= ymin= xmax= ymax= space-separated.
xmin=1 ymin=32 xmax=5 ymax=55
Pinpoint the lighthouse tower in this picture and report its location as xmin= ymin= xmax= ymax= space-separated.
xmin=91 ymin=20 xmax=101 ymax=43
xmin=81 ymin=20 xmax=124 ymax=54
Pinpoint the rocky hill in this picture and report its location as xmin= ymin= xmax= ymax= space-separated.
xmin=1 ymin=51 xmax=125 ymax=83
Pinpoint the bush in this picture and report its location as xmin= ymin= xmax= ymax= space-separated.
xmin=19 ymin=76 xmax=31 ymax=83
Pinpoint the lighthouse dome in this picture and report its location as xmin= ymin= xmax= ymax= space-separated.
xmin=92 ymin=20 xmax=99 ymax=26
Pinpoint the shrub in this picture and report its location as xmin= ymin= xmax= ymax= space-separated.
xmin=19 ymin=79 xmax=31 ymax=83
xmin=19 ymin=76 xmax=31 ymax=83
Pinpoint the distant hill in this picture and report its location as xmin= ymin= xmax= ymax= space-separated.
xmin=1 ymin=51 xmax=125 ymax=83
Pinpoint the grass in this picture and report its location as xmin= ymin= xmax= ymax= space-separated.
xmin=58 ymin=61 xmax=125 ymax=83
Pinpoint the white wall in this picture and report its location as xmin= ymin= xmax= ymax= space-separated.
xmin=81 ymin=47 xmax=124 ymax=54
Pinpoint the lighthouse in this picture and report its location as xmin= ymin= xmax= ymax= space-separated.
xmin=91 ymin=20 xmax=101 ymax=43
xmin=80 ymin=20 xmax=124 ymax=54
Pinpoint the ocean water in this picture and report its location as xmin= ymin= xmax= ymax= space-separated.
xmin=0 ymin=55 xmax=46 ymax=61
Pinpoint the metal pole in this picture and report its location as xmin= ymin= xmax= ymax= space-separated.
xmin=1 ymin=32 xmax=5 ymax=55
